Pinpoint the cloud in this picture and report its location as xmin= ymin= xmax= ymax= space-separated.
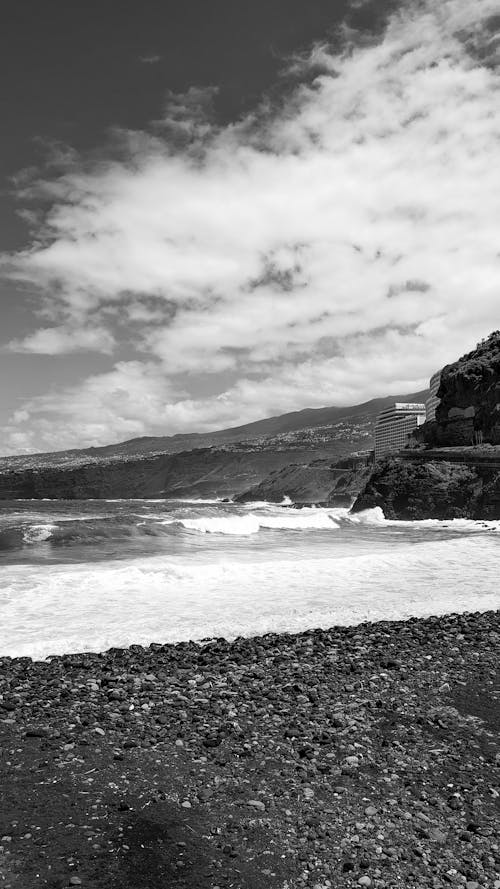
xmin=4 ymin=326 xmax=115 ymax=355
xmin=0 ymin=325 xmax=487 ymax=454
xmin=2 ymin=0 xmax=500 ymax=452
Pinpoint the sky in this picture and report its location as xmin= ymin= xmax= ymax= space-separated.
xmin=1 ymin=0 xmax=499 ymax=454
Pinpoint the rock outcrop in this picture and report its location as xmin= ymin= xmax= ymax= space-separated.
xmin=423 ymin=331 xmax=500 ymax=447
xmin=352 ymin=451 xmax=500 ymax=520
xmin=236 ymin=455 xmax=372 ymax=505
xmin=353 ymin=332 xmax=500 ymax=520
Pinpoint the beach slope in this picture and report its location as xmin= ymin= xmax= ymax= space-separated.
xmin=0 ymin=611 xmax=499 ymax=888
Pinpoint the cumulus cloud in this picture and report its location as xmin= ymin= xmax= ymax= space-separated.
xmin=4 ymin=326 xmax=115 ymax=355
xmin=0 ymin=331 xmax=439 ymax=453
xmin=2 ymin=0 xmax=500 ymax=452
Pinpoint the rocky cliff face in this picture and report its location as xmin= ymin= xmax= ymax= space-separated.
xmin=352 ymin=452 xmax=500 ymax=520
xmin=426 ymin=331 xmax=500 ymax=446
xmin=0 ymin=446 xmax=367 ymax=501
xmin=235 ymin=456 xmax=372 ymax=505
xmin=352 ymin=332 xmax=500 ymax=520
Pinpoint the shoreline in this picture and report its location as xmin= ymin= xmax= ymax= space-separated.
xmin=1 ymin=610 xmax=499 ymax=888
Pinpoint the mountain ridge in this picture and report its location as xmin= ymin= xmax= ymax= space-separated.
xmin=85 ymin=389 xmax=429 ymax=455
xmin=0 ymin=389 xmax=428 ymax=466
xmin=0 ymin=388 xmax=428 ymax=499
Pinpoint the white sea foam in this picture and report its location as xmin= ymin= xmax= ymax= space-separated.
xmin=348 ymin=508 xmax=500 ymax=533
xmin=165 ymin=497 xmax=227 ymax=504
xmin=1 ymin=534 xmax=499 ymax=659
xmin=347 ymin=507 xmax=386 ymax=524
xmin=22 ymin=524 xmax=57 ymax=544
xmin=178 ymin=511 xmax=341 ymax=534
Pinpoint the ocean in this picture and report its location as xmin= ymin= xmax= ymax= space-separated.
xmin=0 ymin=498 xmax=499 ymax=660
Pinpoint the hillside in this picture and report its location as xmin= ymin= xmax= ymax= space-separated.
xmin=0 ymin=447 xmax=323 ymax=501
xmin=0 ymin=389 xmax=427 ymax=469
xmin=0 ymin=389 xmax=428 ymax=501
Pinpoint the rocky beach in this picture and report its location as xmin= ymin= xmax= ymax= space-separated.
xmin=1 ymin=610 xmax=499 ymax=889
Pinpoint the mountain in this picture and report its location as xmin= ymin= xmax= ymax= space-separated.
xmin=78 ymin=389 xmax=430 ymax=456
xmin=0 ymin=389 xmax=428 ymax=468
xmin=0 ymin=389 xmax=428 ymax=500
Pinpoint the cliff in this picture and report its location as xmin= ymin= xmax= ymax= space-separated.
xmin=235 ymin=455 xmax=372 ymax=505
xmin=0 ymin=446 xmax=373 ymax=501
xmin=0 ymin=447 xmax=308 ymax=501
xmin=352 ymin=331 xmax=500 ymax=519
xmin=423 ymin=331 xmax=500 ymax=447
xmin=352 ymin=450 xmax=500 ymax=520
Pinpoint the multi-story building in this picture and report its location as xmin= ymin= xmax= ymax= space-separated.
xmin=374 ymin=403 xmax=426 ymax=459
xmin=425 ymin=370 xmax=442 ymax=422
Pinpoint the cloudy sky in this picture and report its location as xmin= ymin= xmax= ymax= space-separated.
xmin=1 ymin=0 xmax=499 ymax=454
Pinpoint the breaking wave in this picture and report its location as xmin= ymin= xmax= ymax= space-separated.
xmin=178 ymin=511 xmax=341 ymax=535
xmin=1 ymin=534 xmax=499 ymax=659
xmin=1 ymin=503 xmax=499 ymax=552
xmin=22 ymin=524 xmax=57 ymax=544
xmin=1 ymin=497 xmax=499 ymax=658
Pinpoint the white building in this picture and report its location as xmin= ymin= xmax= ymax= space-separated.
xmin=374 ymin=403 xmax=426 ymax=459
xmin=425 ymin=370 xmax=442 ymax=422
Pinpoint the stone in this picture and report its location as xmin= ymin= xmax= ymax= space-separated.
xmin=428 ymin=828 xmax=447 ymax=844
xmin=247 ymin=799 xmax=266 ymax=811
xmin=358 ymin=878 xmax=371 ymax=887
xmin=345 ymin=756 xmax=359 ymax=767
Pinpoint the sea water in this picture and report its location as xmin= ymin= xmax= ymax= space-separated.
xmin=0 ymin=498 xmax=499 ymax=659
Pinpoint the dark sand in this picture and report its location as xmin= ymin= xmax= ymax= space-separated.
xmin=0 ymin=611 xmax=499 ymax=889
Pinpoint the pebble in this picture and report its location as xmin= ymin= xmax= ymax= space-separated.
xmin=0 ymin=610 xmax=499 ymax=889
xmin=247 ymin=799 xmax=266 ymax=811
xmin=428 ymin=828 xmax=447 ymax=844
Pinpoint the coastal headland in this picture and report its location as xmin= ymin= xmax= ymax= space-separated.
xmin=1 ymin=610 xmax=499 ymax=889
xmin=352 ymin=333 xmax=500 ymax=519
xmin=352 ymin=447 xmax=500 ymax=520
